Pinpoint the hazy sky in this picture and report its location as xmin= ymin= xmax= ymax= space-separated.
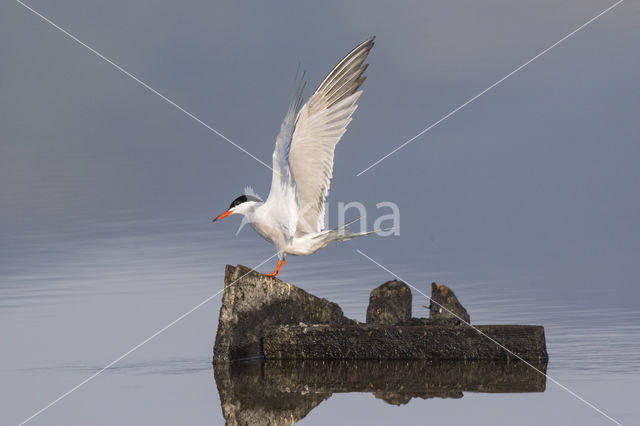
xmin=2 ymin=0 xmax=639 ymax=304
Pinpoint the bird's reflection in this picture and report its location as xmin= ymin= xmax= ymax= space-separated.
xmin=214 ymin=359 xmax=547 ymax=425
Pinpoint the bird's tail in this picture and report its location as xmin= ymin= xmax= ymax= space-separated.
xmin=288 ymin=218 xmax=394 ymax=256
xmin=313 ymin=218 xmax=395 ymax=244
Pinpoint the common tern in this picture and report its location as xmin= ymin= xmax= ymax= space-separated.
xmin=214 ymin=37 xmax=376 ymax=277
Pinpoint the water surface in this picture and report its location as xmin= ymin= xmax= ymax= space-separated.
xmin=1 ymin=218 xmax=639 ymax=425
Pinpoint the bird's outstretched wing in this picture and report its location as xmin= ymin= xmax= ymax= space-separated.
xmin=264 ymin=77 xmax=306 ymax=239
xmin=289 ymin=36 xmax=375 ymax=235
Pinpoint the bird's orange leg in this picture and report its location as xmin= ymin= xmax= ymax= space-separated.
xmin=264 ymin=258 xmax=285 ymax=278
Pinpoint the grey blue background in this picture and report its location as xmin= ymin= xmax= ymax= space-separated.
xmin=1 ymin=0 xmax=639 ymax=424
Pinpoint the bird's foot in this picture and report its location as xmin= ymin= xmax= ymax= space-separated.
xmin=264 ymin=259 xmax=285 ymax=278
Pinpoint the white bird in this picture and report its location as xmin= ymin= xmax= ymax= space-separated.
xmin=213 ymin=37 xmax=376 ymax=277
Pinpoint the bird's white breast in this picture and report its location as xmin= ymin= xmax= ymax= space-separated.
xmin=247 ymin=204 xmax=292 ymax=252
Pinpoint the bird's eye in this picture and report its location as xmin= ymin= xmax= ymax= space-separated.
xmin=229 ymin=195 xmax=248 ymax=210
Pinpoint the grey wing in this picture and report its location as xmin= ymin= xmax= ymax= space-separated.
xmin=289 ymin=36 xmax=375 ymax=235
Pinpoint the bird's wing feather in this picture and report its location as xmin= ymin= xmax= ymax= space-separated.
xmin=264 ymin=78 xmax=306 ymax=239
xmin=289 ymin=36 xmax=374 ymax=235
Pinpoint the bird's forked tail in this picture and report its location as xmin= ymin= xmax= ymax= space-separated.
xmin=313 ymin=218 xmax=396 ymax=245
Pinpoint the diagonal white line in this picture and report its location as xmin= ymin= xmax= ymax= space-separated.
xmin=18 ymin=253 xmax=278 ymax=426
xmin=356 ymin=0 xmax=624 ymax=176
xmin=15 ymin=0 xmax=275 ymax=173
xmin=356 ymin=249 xmax=623 ymax=426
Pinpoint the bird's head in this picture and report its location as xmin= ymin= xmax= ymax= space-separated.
xmin=212 ymin=194 xmax=262 ymax=222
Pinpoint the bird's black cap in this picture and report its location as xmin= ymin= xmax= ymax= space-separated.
xmin=228 ymin=194 xmax=261 ymax=210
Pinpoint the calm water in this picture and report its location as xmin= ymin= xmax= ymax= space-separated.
xmin=1 ymin=218 xmax=639 ymax=425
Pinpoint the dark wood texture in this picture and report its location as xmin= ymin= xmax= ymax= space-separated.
xmin=263 ymin=324 xmax=548 ymax=361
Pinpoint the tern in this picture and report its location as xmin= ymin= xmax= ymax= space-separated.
xmin=213 ymin=37 xmax=376 ymax=277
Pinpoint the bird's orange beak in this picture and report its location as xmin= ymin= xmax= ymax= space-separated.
xmin=212 ymin=210 xmax=233 ymax=222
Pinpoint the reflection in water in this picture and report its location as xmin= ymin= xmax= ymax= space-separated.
xmin=4 ymin=219 xmax=639 ymax=424
xmin=214 ymin=359 xmax=547 ymax=425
